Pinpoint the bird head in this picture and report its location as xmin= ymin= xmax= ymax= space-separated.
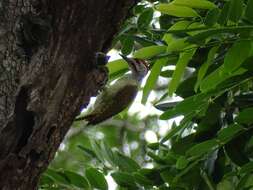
xmin=120 ymin=54 xmax=149 ymax=81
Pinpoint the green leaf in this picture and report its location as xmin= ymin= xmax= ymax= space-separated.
xmin=78 ymin=145 xmax=99 ymax=160
xmin=100 ymin=141 xmax=116 ymax=167
xmin=39 ymin=174 xmax=55 ymax=186
xmin=142 ymin=57 xmax=167 ymax=104
xmin=159 ymin=13 xmax=172 ymax=29
xmin=194 ymin=46 xmax=219 ymax=92
xmin=245 ymin=0 xmax=253 ymax=21
xmin=137 ymin=8 xmax=154 ymax=29
xmin=147 ymin=142 xmax=160 ymax=150
xmin=133 ymin=45 xmax=167 ymax=59
xmin=204 ymin=8 xmax=220 ymax=26
xmin=131 ymin=35 xmax=157 ymax=47
xmin=176 ymin=156 xmax=189 ymax=170
xmin=240 ymin=161 xmax=253 ymax=175
xmin=160 ymin=122 xmax=186 ymax=143
xmin=160 ymin=170 xmax=174 ymax=184
xmin=198 ymin=65 xmax=225 ymax=92
xmin=187 ymin=26 xmax=253 ymax=44
xmin=168 ymin=48 xmax=196 ymax=96
xmin=133 ymin=172 xmax=154 ymax=187
xmin=244 ymin=175 xmax=253 ymax=188
xmin=217 ymin=179 xmax=234 ymax=190
xmin=217 ymin=124 xmax=244 ymax=144
xmin=225 ymin=134 xmax=250 ymax=166
xmin=107 ymin=59 xmax=128 ymax=77
xmin=166 ymin=38 xmax=190 ymax=52
xmin=45 ymin=169 xmax=70 ymax=185
xmin=121 ymin=36 xmax=134 ymax=55
xmin=114 ymin=151 xmax=140 ymax=173
xmin=186 ymin=139 xmax=219 ymax=157
xmin=155 ymin=3 xmax=199 ymax=18
xmin=236 ymin=174 xmax=252 ymax=190
xmin=147 ymin=151 xmax=166 ymax=164
xmin=139 ymin=168 xmax=163 ymax=186
xmin=186 ymin=22 xmax=205 ymax=36
xmin=160 ymin=92 xmax=211 ymax=120
xmin=89 ymin=139 xmax=105 ymax=163
xmin=63 ymin=170 xmax=90 ymax=188
xmin=111 ymin=172 xmax=137 ymax=188
xmin=162 ymin=34 xmax=173 ymax=45
xmin=173 ymin=159 xmax=201 ymax=184
xmin=236 ymin=107 xmax=253 ymax=125
xmin=173 ymin=0 xmax=217 ymax=10
xmin=228 ymin=0 xmax=244 ymax=23
xmin=162 ymin=20 xmax=191 ymax=44
xmin=223 ymin=40 xmax=252 ymax=74
xmin=133 ymin=5 xmax=145 ymax=15
xmin=85 ymin=168 xmax=108 ymax=190
xmin=169 ymin=20 xmax=191 ymax=31
xmin=200 ymin=65 xmax=247 ymax=92
xmin=218 ymin=2 xmax=230 ymax=25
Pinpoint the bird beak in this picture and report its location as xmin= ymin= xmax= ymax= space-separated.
xmin=119 ymin=54 xmax=134 ymax=66
xmin=119 ymin=54 xmax=138 ymax=72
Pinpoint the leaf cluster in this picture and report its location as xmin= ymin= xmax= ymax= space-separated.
xmin=40 ymin=0 xmax=253 ymax=189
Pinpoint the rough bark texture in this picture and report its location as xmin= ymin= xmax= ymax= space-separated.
xmin=0 ymin=0 xmax=136 ymax=189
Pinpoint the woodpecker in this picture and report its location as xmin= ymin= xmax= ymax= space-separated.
xmin=78 ymin=54 xmax=149 ymax=125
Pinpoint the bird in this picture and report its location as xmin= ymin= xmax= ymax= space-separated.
xmin=77 ymin=54 xmax=149 ymax=125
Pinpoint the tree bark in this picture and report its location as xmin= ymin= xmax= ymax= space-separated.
xmin=0 ymin=0 xmax=136 ymax=189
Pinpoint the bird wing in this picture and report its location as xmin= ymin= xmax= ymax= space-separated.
xmin=84 ymin=80 xmax=138 ymax=125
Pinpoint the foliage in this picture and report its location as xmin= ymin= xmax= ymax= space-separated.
xmin=40 ymin=0 xmax=253 ymax=189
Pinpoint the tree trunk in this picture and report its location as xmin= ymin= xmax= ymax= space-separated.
xmin=0 ymin=0 xmax=136 ymax=189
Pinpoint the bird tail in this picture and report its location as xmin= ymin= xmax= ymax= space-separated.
xmin=75 ymin=113 xmax=101 ymax=126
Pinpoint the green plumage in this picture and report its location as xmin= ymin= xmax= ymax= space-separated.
xmin=84 ymin=76 xmax=139 ymax=125
xmin=82 ymin=54 xmax=148 ymax=125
